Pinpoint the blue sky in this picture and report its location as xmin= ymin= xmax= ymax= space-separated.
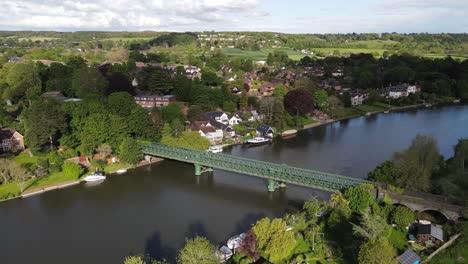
xmin=0 ymin=0 xmax=466 ymax=33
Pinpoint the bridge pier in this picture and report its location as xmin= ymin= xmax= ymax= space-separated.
xmin=194 ymin=164 xmax=212 ymax=176
xmin=267 ymin=180 xmax=287 ymax=192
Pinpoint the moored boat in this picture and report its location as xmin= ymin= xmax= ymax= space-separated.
xmin=453 ymin=99 xmax=461 ymax=103
xmin=383 ymin=110 xmax=390 ymax=114
xmin=207 ymin=145 xmax=223 ymax=153
xmin=82 ymin=171 xmax=106 ymax=182
xmin=281 ymin=129 xmax=298 ymax=138
xmin=227 ymin=233 xmax=246 ymax=250
xmin=246 ymin=137 xmax=271 ymax=145
xmin=115 ymin=169 xmax=127 ymax=174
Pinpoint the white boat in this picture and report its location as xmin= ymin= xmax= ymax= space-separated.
xmin=227 ymin=233 xmax=246 ymax=250
xmin=246 ymin=137 xmax=271 ymax=145
xmin=82 ymin=171 xmax=106 ymax=182
xmin=383 ymin=110 xmax=390 ymax=114
xmin=281 ymin=129 xmax=298 ymax=138
xmin=453 ymin=99 xmax=461 ymax=103
xmin=425 ymin=103 xmax=432 ymax=108
xmin=215 ymin=246 xmax=233 ymax=262
xmin=365 ymin=112 xmax=372 ymax=116
xmin=207 ymin=145 xmax=223 ymax=153
xmin=115 ymin=169 xmax=127 ymax=174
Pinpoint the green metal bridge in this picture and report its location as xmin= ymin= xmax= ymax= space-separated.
xmin=142 ymin=143 xmax=371 ymax=192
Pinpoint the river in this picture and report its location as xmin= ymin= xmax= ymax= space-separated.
xmin=1 ymin=104 xmax=467 ymax=264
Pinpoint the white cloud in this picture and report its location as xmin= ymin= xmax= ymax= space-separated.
xmin=0 ymin=0 xmax=262 ymax=31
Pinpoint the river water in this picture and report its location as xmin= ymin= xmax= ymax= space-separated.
xmin=1 ymin=104 xmax=467 ymax=264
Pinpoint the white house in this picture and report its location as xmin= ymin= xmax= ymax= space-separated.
xmin=350 ymin=91 xmax=369 ymax=106
xmin=189 ymin=121 xmax=223 ymax=142
xmin=388 ymin=84 xmax=417 ymax=99
xmin=205 ymin=112 xmax=242 ymax=126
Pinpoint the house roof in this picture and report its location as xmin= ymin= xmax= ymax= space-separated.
xmin=0 ymin=128 xmax=22 ymax=140
xmin=399 ymin=249 xmax=420 ymax=264
xmin=257 ymin=124 xmax=273 ymax=134
xmin=204 ymin=111 xmax=232 ymax=121
xmin=209 ymin=120 xmax=233 ymax=132
xmin=417 ymin=224 xmax=444 ymax=241
xmin=190 ymin=121 xmax=216 ymax=134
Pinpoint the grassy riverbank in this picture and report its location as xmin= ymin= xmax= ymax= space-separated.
xmin=0 ymin=152 xmax=133 ymax=202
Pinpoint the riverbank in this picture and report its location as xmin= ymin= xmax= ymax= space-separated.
xmin=0 ymin=157 xmax=164 ymax=203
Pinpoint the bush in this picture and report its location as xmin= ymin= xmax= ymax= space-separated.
xmin=90 ymin=159 xmax=106 ymax=170
xmin=391 ymin=206 xmax=415 ymax=230
xmin=37 ymin=157 xmax=49 ymax=169
xmin=62 ymin=162 xmax=84 ymax=179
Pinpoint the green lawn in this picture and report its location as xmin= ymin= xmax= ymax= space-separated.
xmin=103 ymin=163 xmax=133 ymax=174
xmin=100 ymin=37 xmax=155 ymax=42
xmin=26 ymin=171 xmax=79 ymax=191
xmin=13 ymin=152 xmax=40 ymax=165
xmin=221 ymin=47 xmax=307 ymax=61
xmin=0 ymin=182 xmax=21 ymax=201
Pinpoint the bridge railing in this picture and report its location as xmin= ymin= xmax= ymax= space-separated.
xmin=142 ymin=143 xmax=371 ymax=191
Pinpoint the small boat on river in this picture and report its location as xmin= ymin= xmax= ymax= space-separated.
xmin=207 ymin=145 xmax=223 ymax=153
xmin=281 ymin=129 xmax=298 ymax=138
xmin=246 ymin=137 xmax=271 ymax=145
xmin=82 ymin=171 xmax=106 ymax=182
xmin=227 ymin=233 xmax=246 ymax=250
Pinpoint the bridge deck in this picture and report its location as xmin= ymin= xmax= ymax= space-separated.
xmin=143 ymin=143 xmax=370 ymax=191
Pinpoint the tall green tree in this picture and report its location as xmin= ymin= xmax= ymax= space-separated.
xmin=392 ymin=135 xmax=442 ymax=191
xmin=345 ymin=184 xmax=374 ymax=213
xmin=119 ymin=137 xmax=143 ymax=165
xmin=252 ymin=218 xmax=296 ymax=263
xmin=352 ymin=209 xmax=391 ymax=242
xmin=5 ymin=61 xmax=42 ymax=103
xmin=358 ymin=240 xmax=397 ymax=264
xmin=22 ymin=99 xmax=68 ymax=151
xmin=177 ymin=236 xmax=217 ymax=264
xmin=71 ymin=67 xmax=108 ymax=98
xmin=107 ymin=92 xmax=137 ymax=117
xmin=313 ymin=90 xmax=328 ymax=111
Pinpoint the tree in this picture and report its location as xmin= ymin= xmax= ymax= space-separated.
xmin=303 ymin=196 xmax=325 ymax=225
xmin=284 ymin=89 xmax=314 ymax=116
xmin=367 ymin=161 xmax=397 ymax=185
xmin=108 ymin=92 xmax=137 ymax=117
xmin=222 ymin=101 xmax=236 ymax=113
xmin=201 ymin=70 xmax=223 ymax=86
xmin=455 ymin=80 xmax=468 ymax=101
xmin=9 ymin=161 xmax=31 ymax=193
xmin=273 ymin=84 xmax=288 ymax=100
xmin=146 ymin=68 xmax=173 ymax=94
xmin=71 ymin=67 xmax=108 ymax=98
xmin=392 ymin=135 xmax=442 ymax=191
xmin=357 ymin=240 xmax=397 ymax=264
xmin=96 ymin=144 xmax=112 ymax=159
xmin=345 ymin=184 xmax=374 ymax=213
xmin=5 ymin=61 xmax=42 ymax=103
xmin=161 ymin=103 xmax=185 ymax=123
xmin=391 ymin=206 xmax=415 ymax=230
xmin=62 ymin=162 xmax=84 ymax=180
xmin=352 ymin=209 xmax=391 ymax=242
xmin=161 ymin=131 xmax=210 ymax=151
xmin=177 ymin=236 xmax=217 ymax=264
xmin=239 ymin=91 xmax=248 ymax=109
xmin=23 ymin=99 xmax=68 ymax=151
xmin=124 ymin=255 xmax=145 ymax=264
xmin=170 ymin=119 xmax=184 ymax=137
xmin=252 ymin=218 xmax=296 ymax=263
xmin=119 ymin=137 xmax=143 ymax=165
xmin=238 ymin=230 xmax=260 ymax=262
xmin=106 ymin=72 xmax=135 ymax=95
xmin=294 ymin=77 xmax=317 ymax=94
xmin=313 ymin=90 xmax=328 ymax=111
xmin=187 ymin=105 xmax=204 ymax=122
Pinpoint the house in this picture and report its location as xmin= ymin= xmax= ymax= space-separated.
xmin=237 ymin=108 xmax=262 ymax=122
xmin=260 ymin=80 xmax=284 ymax=97
xmin=399 ymin=249 xmax=420 ymax=264
xmin=416 ymin=222 xmax=444 ymax=245
xmin=256 ymin=124 xmax=274 ymax=138
xmin=350 ymin=91 xmax=369 ymax=106
xmin=189 ymin=121 xmax=223 ymax=142
xmin=388 ymin=83 xmax=418 ymax=99
xmin=134 ymin=95 xmax=175 ymax=108
xmin=209 ymin=120 xmax=235 ymax=137
xmin=204 ymin=112 xmax=242 ymax=126
xmin=0 ymin=128 xmax=25 ymax=152
xmin=255 ymin=60 xmax=266 ymax=67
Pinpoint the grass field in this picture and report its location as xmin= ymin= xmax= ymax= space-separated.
xmin=17 ymin=37 xmax=59 ymax=42
xmin=222 ymin=47 xmax=307 ymax=61
xmin=101 ymin=37 xmax=155 ymax=42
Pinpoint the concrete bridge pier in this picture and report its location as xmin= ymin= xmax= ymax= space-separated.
xmin=194 ymin=164 xmax=212 ymax=176
xmin=267 ymin=180 xmax=287 ymax=192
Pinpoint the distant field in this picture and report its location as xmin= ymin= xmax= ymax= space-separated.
xmin=101 ymin=37 xmax=155 ymax=42
xmin=18 ymin=37 xmax=59 ymax=41
xmin=311 ymin=47 xmax=387 ymax=56
xmin=222 ymin=47 xmax=308 ymax=61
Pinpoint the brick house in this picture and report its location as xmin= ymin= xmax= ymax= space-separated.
xmin=0 ymin=128 xmax=25 ymax=152
xmin=134 ymin=95 xmax=175 ymax=108
xmin=416 ymin=223 xmax=444 ymax=245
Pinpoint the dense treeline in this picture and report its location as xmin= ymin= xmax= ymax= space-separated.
xmin=368 ymin=136 xmax=468 ymax=206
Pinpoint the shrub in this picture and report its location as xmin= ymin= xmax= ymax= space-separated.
xmin=391 ymin=206 xmax=415 ymax=230
xmin=62 ymin=162 xmax=84 ymax=179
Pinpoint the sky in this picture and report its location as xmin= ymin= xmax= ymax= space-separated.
xmin=0 ymin=0 xmax=467 ymax=33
